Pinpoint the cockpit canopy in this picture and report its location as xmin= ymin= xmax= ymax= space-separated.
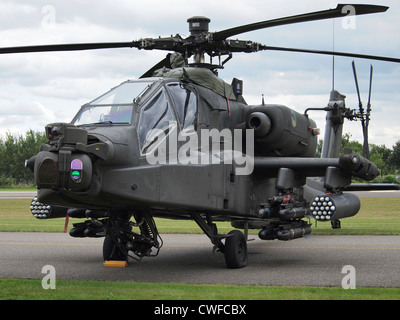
xmin=72 ymin=80 xmax=154 ymax=126
xmin=71 ymin=78 xmax=199 ymax=156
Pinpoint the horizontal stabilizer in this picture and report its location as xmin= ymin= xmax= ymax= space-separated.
xmin=344 ymin=183 xmax=400 ymax=191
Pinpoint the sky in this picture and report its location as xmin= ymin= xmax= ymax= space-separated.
xmin=0 ymin=0 xmax=399 ymax=148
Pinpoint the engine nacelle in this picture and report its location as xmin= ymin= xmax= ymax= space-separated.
xmin=246 ymin=105 xmax=318 ymax=157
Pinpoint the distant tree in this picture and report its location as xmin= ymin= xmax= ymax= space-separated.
xmin=315 ymin=139 xmax=323 ymax=158
xmin=370 ymin=144 xmax=393 ymax=175
xmin=0 ymin=130 xmax=47 ymax=186
xmin=340 ymin=133 xmax=363 ymax=155
xmin=389 ymin=140 xmax=400 ymax=172
xmin=317 ymin=133 xmax=397 ymax=175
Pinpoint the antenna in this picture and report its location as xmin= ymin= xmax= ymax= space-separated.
xmin=332 ymin=56 xmax=335 ymax=91
xmin=332 ymin=19 xmax=335 ymax=91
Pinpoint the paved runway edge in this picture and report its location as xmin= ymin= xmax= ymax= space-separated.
xmin=0 ymin=232 xmax=399 ymax=287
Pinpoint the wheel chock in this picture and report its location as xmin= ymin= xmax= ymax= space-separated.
xmin=104 ymin=260 xmax=128 ymax=268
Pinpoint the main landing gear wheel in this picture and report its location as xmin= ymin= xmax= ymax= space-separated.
xmin=103 ymin=234 xmax=128 ymax=261
xmin=224 ymin=230 xmax=248 ymax=268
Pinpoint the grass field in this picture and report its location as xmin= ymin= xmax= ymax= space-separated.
xmin=0 ymin=198 xmax=399 ymax=235
xmin=0 ymin=197 xmax=399 ymax=300
xmin=1 ymin=278 xmax=400 ymax=300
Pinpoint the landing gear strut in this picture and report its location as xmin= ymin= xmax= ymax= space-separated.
xmin=191 ymin=213 xmax=248 ymax=268
xmin=97 ymin=212 xmax=163 ymax=262
xmin=70 ymin=209 xmax=247 ymax=268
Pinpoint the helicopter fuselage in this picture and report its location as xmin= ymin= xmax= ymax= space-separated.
xmin=29 ymin=73 xmax=320 ymax=220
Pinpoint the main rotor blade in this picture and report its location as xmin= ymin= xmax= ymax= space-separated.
xmin=259 ymin=45 xmax=400 ymax=64
xmin=140 ymin=54 xmax=171 ymax=79
xmin=212 ymin=4 xmax=388 ymax=41
xmin=0 ymin=41 xmax=139 ymax=55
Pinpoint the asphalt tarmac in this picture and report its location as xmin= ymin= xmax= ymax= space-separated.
xmin=0 ymin=191 xmax=37 ymax=199
xmin=0 ymin=232 xmax=399 ymax=287
xmin=1 ymin=190 xmax=399 ymax=287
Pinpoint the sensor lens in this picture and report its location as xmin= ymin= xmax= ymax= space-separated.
xmin=71 ymin=159 xmax=83 ymax=182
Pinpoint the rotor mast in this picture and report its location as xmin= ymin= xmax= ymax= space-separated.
xmin=187 ymin=16 xmax=211 ymax=64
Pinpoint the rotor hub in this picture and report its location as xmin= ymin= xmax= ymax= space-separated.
xmin=187 ymin=16 xmax=211 ymax=36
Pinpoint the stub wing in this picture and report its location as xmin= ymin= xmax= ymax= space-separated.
xmin=253 ymin=149 xmax=379 ymax=182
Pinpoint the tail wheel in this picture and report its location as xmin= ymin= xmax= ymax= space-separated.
xmin=103 ymin=234 xmax=128 ymax=261
xmin=224 ymin=230 xmax=248 ymax=268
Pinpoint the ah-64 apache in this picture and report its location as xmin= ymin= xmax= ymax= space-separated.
xmin=3 ymin=4 xmax=399 ymax=268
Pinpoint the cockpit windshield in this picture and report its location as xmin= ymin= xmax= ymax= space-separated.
xmin=72 ymin=80 xmax=154 ymax=126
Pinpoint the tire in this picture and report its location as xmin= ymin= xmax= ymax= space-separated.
xmin=224 ymin=230 xmax=248 ymax=268
xmin=103 ymin=235 xmax=128 ymax=261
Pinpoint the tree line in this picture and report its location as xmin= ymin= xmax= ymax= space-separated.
xmin=317 ymin=133 xmax=400 ymax=183
xmin=0 ymin=130 xmax=399 ymax=187
xmin=0 ymin=130 xmax=47 ymax=187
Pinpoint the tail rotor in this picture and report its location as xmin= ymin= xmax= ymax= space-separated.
xmin=351 ymin=61 xmax=373 ymax=160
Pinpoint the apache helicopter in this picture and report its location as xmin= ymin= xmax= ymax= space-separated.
xmin=4 ymin=4 xmax=400 ymax=268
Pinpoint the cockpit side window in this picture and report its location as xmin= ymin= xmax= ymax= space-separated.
xmin=167 ymin=83 xmax=197 ymax=134
xmin=138 ymin=89 xmax=176 ymax=154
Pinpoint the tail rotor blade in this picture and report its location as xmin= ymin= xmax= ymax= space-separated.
xmin=352 ymin=61 xmax=363 ymax=114
xmin=362 ymin=125 xmax=370 ymax=160
xmin=352 ymin=61 xmax=370 ymax=159
xmin=363 ymin=65 xmax=373 ymax=160
xmin=367 ymin=65 xmax=373 ymax=119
